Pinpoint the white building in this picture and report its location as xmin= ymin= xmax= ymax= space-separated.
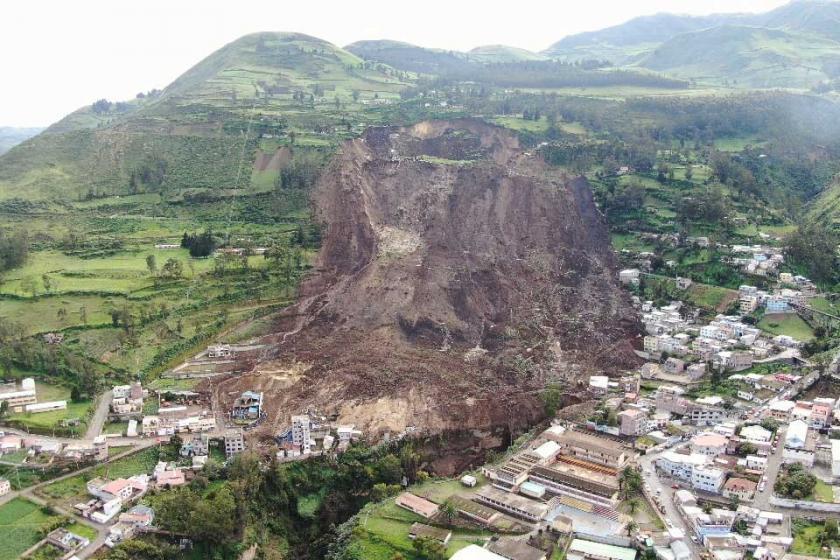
xmin=619 ymin=269 xmax=640 ymax=286
xmin=690 ymin=433 xmax=728 ymax=457
xmin=740 ymin=425 xmax=772 ymax=443
xmin=291 ymin=415 xmax=312 ymax=454
xmin=832 ymin=440 xmax=840 ymax=479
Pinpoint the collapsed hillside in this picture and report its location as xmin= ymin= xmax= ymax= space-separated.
xmin=216 ymin=119 xmax=641 ymax=459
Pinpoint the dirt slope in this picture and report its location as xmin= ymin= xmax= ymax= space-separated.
xmin=217 ymin=119 xmax=640 ymax=445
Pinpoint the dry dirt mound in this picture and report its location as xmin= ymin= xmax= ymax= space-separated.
xmin=218 ymin=119 xmax=641 ymax=445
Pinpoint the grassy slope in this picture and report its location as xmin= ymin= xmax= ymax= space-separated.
xmin=758 ymin=313 xmax=815 ymax=341
xmin=809 ymin=178 xmax=840 ymax=230
xmin=0 ymin=498 xmax=64 ymax=560
xmin=637 ymin=25 xmax=840 ymax=88
xmin=467 ymin=45 xmax=548 ymax=63
xmin=0 ymin=32 xmax=411 ymax=202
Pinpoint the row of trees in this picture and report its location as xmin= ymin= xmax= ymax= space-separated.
xmin=0 ymin=230 xmax=28 ymax=273
xmin=181 ymin=231 xmax=217 ymax=257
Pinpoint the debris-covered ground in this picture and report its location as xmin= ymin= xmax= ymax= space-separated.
xmin=215 ymin=119 xmax=641 ymax=456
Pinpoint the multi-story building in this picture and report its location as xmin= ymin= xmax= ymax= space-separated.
xmin=550 ymin=429 xmax=628 ymax=468
xmin=690 ymin=433 xmax=728 ymax=457
xmin=291 ymin=415 xmax=312 ymax=454
xmin=224 ymin=431 xmax=245 ymax=458
xmin=723 ymin=478 xmax=757 ymax=501
xmin=618 ymin=409 xmax=647 ymax=436
xmin=691 ymin=465 xmax=726 ymax=493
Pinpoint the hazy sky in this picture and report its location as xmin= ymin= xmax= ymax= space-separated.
xmin=1 ymin=0 xmax=790 ymax=127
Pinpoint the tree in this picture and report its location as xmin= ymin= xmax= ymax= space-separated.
xmin=146 ymin=254 xmax=157 ymax=276
xmin=627 ymin=497 xmax=640 ymax=515
xmin=440 ymin=499 xmax=457 ymax=525
xmin=823 ymin=518 xmax=839 ymax=544
xmin=785 ymin=220 xmax=840 ymax=284
xmin=160 ymin=258 xmax=184 ymax=280
xmin=684 ymin=164 xmax=693 ymax=181
xmin=412 ymin=537 xmax=446 ymax=560
xmin=0 ymin=400 xmax=8 ymax=419
xmin=626 ymin=520 xmax=638 ymax=537
xmin=619 ymin=466 xmax=643 ymax=498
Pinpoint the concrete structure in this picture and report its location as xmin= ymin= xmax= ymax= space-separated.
xmin=450 ymin=545 xmax=507 ymax=560
xmin=619 ymin=269 xmax=640 ymax=286
xmin=691 ymin=432 xmax=728 ymax=457
xmin=396 ymin=492 xmax=439 ymax=519
xmin=551 ymin=429 xmax=628 ymax=468
xmin=783 ymin=419 xmax=815 ymax=467
xmin=291 ymin=415 xmax=312 ymax=454
xmin=224 ymin=431 xmax=245 ymax=458
xmin=618 ymin=409 xmax=647 ymax=436
xmin=231 ymin=391 xmax=263 ymax=421
xmin=723 ymin=477 xmax=757 ymax=501
xmin=488 ymin=538 xmax=547 ymax=560
xmin=566 ymin=539 xmax=637 ymax=560
xmin=24 ymin=400 xmax=67 ymax=413
xmin=408 ymin=523 xmax=451 ymax=545
xmin=740 ymin=425 xmax=772 ymax=443
xmin=832 ymin=440 xmax=840 ymax=479
xmin=475 ymin=486 xmax=548 ymax=522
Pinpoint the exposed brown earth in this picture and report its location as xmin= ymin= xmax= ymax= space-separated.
xmin=214 ymin=119 xmax=641 ymax=458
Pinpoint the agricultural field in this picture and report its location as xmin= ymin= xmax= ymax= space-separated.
xmin=6 ymin=381 xmax=93 ymax=435
xmin=758 ymin=313 xmax=815 ymax=341
xmin=349 ymin=493 xmax=491 ymax=560
xmin=38 ymin=447 xmax=160 ymax=507
xmin=0 ymin=498 xmax=64 ymax=560
xmin=791 ymin=518 xmax=834 ymax=557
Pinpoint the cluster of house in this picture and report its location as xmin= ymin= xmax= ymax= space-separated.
xmin=110 ymin=382 xmax=145 ymax=416
xmin=79 ymin=474 xmax=149 ymax=523
xmin=448 ymin=538 xmax=638 ymax=560
xmin=0 ymin=377 xmax=67 ymax=414
xmin=642 ymin=305 xmax=802 ymax=371
xmin=274 ymin=413 xmax=362 ymax=459
xmin=739 ymin=284 xmax=810 ymax=316
xmin=44 ymin=527 xmax=90 ymax=556
xmin=140 ymin=391 xmax=216 ymax=437
xmin=0 ymin=432 xmax=109 ymax=464
xmin=231 ymin=390 xmax=264 ymax=425
xmin=727 ymin=244 xmax=786 ymax=277
xmin=672 ymin=490 xmax=791 ymax=559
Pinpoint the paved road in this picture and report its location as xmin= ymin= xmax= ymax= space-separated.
xmin=85 ymin=389 xmax=113 ymax=440
xmin=0 ymin=439 xmax=164 ymax=557
xmin=638 ymin=442 xmax=705 ymax=558
xmin=752 ymin=427 xmax=785 ymax=511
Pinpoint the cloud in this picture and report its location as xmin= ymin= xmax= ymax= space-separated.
xmin=0 ymin=0 xmax=788 ymax=126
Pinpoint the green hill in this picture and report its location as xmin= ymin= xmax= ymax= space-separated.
xmin=345 ymin=39 xmax=472 ymax=75
xmin=810 ymin=177 xmax=840 ymax=229
xmin=543 ymin=0 xmax=840 ymax=88
xmin=0 ymin=127 xmax=44 ymax=155
xmin=467 ymin=45 xmax=548 ymax=63
xmin=637 ymin=25 xmax=840 ymax=88
xmin=543 ymin=12 xmax=747 ymax=63
xmin=0 ymin=32 xmax=411 ymax=202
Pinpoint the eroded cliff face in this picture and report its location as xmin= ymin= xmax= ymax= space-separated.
xmin=216 ymin=119 xmax=640 ymax=459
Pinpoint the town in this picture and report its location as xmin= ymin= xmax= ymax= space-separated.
xmin=2 ymin=240 xmax=838 ymax=560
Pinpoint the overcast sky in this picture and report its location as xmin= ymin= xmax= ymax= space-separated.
xmin=1 ymin=0 xmax=790 ymax=127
